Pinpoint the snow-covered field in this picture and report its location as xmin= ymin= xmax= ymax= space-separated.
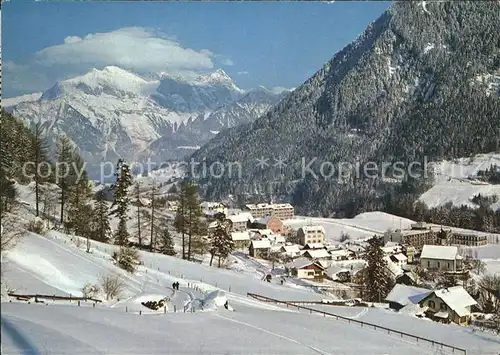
xmin=419 ymin=152 xmax=500 ymax=211
xmin=287 ymin=212 xmax=418 ymax=243
xmin=3 ymin=180 xmax=500 ymax=354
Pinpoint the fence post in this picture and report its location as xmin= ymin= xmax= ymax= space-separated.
xmin=69 ymin=294 xmax=72 ymax=302
xmin=164 ymin=306 xmax=166 ymax=314
xmin=93 ymin=303 xmax=96 ymax=308
xmin=174 ymin=305 xmax=177 ymax=313
xmin=78 ymin=300 xmax=81 ymax=307
xmin=229 ymin=286 xmax=231 ymax=292
xmin=139 ymin=310 xmax=142 ymax=315
xmin=126 ymin=306 xmax=128 ymax=313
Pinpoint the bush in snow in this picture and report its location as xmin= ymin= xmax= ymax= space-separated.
xmin=115 ymin=247 xmax=140 ymax=273
xmin=100 ymin=275 xmax=124 ymax=301
xmin=81 ymin=282 xmax=100 ymax=299
xmin=141 ymin=298 xmax=169 ymax=310
xmin=27 ymin=217 xmax=47 ymax=235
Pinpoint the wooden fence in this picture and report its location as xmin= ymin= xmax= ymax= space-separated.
xmin=8 ymin=292 xmax=102 ymax=303
xmin=247 ymin=293 xmax=467 ymax=355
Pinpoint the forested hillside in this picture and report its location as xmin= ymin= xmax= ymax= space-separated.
xmin=191 ymin=1 xmax=500 ymax=222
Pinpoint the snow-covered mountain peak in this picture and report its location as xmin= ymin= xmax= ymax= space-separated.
xmin=40 ymin=66 xmax=159 ymax=100
xmin=195 ymin=69 xmax=234 ymax=86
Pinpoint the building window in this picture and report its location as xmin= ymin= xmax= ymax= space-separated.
xmin=440 ymin=302 xmax=447 ymax=311
xmin=437 ymin=261 xmax=440 ymax=268
xmin=428 ymin=300 xmax=435 ymax=308
xmin=427 ymin=261 xmax=430 ymax=267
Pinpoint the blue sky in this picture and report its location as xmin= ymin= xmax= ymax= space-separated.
xmin=2 ymin=1 xmax=391 ymax=98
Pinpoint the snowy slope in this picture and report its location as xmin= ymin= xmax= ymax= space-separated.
xmin=419 ymin=153 xmax=500 ymax=210
xmin=2 ymin=300 xmax=439 ymax=355
xmin=287 ymin=211 xmax=417 ymax=243
xmin=1 ymin=92 xmax=42 ymax=107
xmin=2 ymin=230 xmax=497 ymax=354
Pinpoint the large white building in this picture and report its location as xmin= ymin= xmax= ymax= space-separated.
xmin=244 ymin=203 xmax=294 ymax=220
xmin=297 ymin=226 xmax=325 ymax=246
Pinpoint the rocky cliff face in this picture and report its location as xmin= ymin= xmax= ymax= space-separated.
xmin=6 ymin=66 xmax=291 ymax=177
xmin=191 ymin=1 xmax=500 ymax=216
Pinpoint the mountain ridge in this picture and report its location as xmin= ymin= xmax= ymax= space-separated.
xmin=6 ymin=66 xmax=292 ymax=177
xmin=190 ymin=1 xmax=500 ymax=217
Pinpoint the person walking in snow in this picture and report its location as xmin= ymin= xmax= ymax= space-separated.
xmin=175 ymin=282 xmax=179 ymax=290
xmin=224 ymin=300 xmax=229 ymax=310
xmin=172 ymin=282 xmax=176 ymax=291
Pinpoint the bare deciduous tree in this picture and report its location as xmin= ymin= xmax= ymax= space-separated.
xmin=100 ymin=274 xmax=125 ymax=301
xmin=1 ymin=213 xmax=24 ymax=253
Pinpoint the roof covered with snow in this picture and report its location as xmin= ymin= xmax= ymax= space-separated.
xmin=304 ymin=243 xmax=326 ymax=249
xmin=391 ymin=253 xmax=408 ymax=262
xmin=280 ymin=245 xmax=301 ymax=254
xmin=303 ymin=249 xmax=331 ymax=259
xmin=231 ymin=232 xmax=250 ymax=241
xmin=250 ymin=240 xmax=271 ymax=249
xmin=299 ymin=225 xmax=326 ymax=234
xmin=420 ymin=245 xmax=459 ymax=260
xmin=430 ymin=286 xmax=478 ymax=317
xmin=383 ymin=256 xmax=404 ymax=277
xmin=228 ymin=212 xmax=254 ymax=223
xmin=385 ymin=284 xmax=432 ymax=306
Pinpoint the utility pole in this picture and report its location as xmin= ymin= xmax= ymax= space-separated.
xmin=150 ymin=178 xmax=156 ymax=252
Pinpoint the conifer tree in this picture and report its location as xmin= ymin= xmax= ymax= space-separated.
xmin=67 ymin=152 xmax=93 ymax=236
xmin=174 ymin=182 xmax=189 ymax=259
xmin=27 ymin=123 xmax=50 ymax=217
xmin=92 ymin=191 xmax=111 ymax=243
xmin=110 ymin=159 xmax=133 ymax=246
xmin=185 ymin=182 xmax=203 ymax=261
xmin=362 ymin=236 xmax=392 ymax=302
xmin=158 ymin=226 xmax=176 ymax=256
xmin=134 ymin=182 xmax=142 ymax=247
xmin=149 ymin=179 xmax=156 ymax=252
xmin=208 ymin=213 xmax=234 ymax=267
xmin=56 ymin=135 xmax=74 ymax=227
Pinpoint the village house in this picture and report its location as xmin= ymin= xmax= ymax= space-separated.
xmin=390 ymin=253 xmax=408 ymax=267
xmin=302 ymin=243 xmax=326 ymax=250
xmin=328 ymin=249 xmax=352 ymax=261
xmin=302 ymin=249 xmax=331 ymax=261
xmin=253 ymin=216 xmax=284 ymax=234
xmin=297 ymin=225 xmax=326 ymax=246
xmin=384 ymin=222 xmax=437 ymax=251
xmin=279 ymin=244 xmax=302 ymax=259
xmin=420 ymin=245 xmax=463 ymax=272
xmin=343 ymin=244 xmax=366 ymax=258
xmin=382 ymin=242 xmax=404 ymax=256
xmin=249 ymin=239 xmax=271 ymax=259
xmin=385 ymin=284 xmax=432 ymax=311
xmin=200 ymin=201 xmax=228 ymax=219
xmin=384 ymin=256 xmax=404 ymax=280
xmin=417 ymin=286 xmax=478 ymax=325
xmin=395 ymin=272 xmax=418 ymax=286
xmin=286 ymin=258 xmax=326 ymax=281
xmin=249 ymin=229 xmax=275 ymax=239
xmin=227 ymin=213 xmax=254 ymax=232
xmin=267 ymin=234 xmax=286 ymax=246
xmin=244 ymin=203 xmax=294 ymax=220
xmin=231 ymin=231 xmax=251 ymax=250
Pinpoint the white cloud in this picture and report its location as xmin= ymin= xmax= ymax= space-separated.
xmin=3 ymin=27 xmax=235 ymax=97
xmin=34 ymin=27 xmax=215 ymax=73
xmin=237 ymin=71 xmax=249 ymax=75
xmin=220 ymin=58 xmax=234 ymax=66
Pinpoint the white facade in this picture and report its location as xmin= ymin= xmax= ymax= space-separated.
xmin=297 ymin=226 xmax=325 ymax=246
xmin=420 ymin=245 xmax=463 ymax=272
